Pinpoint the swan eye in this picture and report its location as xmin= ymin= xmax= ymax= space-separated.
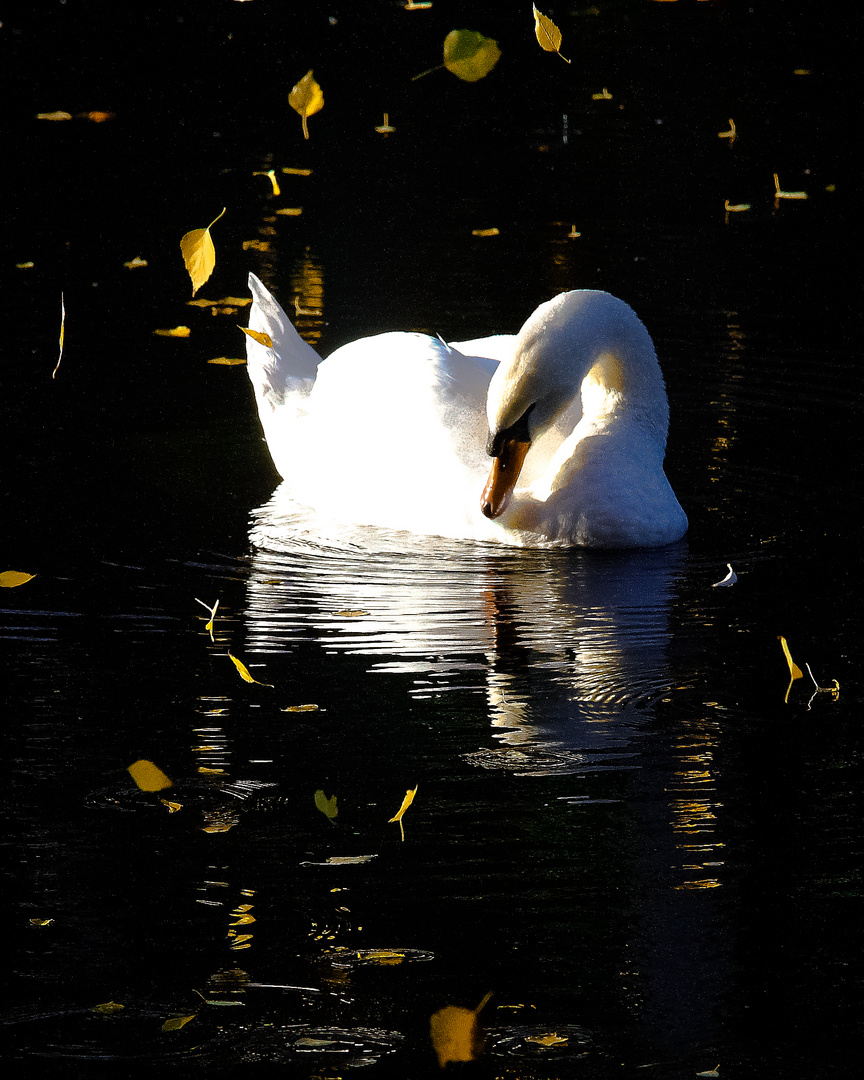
xmin=486 ymin=405 xmax=534 ymax=458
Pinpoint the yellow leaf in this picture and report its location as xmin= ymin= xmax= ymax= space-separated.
xmin=275 ymin=207 xmax=303 ymax=216
xmin=472 ymin=228 xmax=499 ymax=237
xmin=281 ymin=167 xmax=313 ymax=175
xmin=29 ymin=918 xmax=54 ymax=927
xmin=315 ymin=789 xmax=339 ymax=820
xmin=388 ymin=786 xmax=418 ymax=823
xmin=532 ymin=6 xmax=570 ymax=63
xmin=429 ymin=1006 xmax=482 ymax=1068
xmin=160 ymin=799 xmax=182 ymax=812
xmin=124 ymin=256 xmax=148 ymax=269
xmin=779 ymin=635 xmax=804 ymax=703
xmin=128 ymin=759 xmax=173 ymax=792
xmin=238 ymin=326 xmax=274 ymax=349
xmin=161 ymin=1014 xmax=196 ymax=1032
xmin=443 ymin=30 xmax=501 ymax=82
xmin=228 ymin=652 xmax=273 ymax=687
xmin=153 ymin=326 xmax=191 ymax=337
xmin=208 ymin=357 xmax=247 ymax=365
xmin=229 ymin=913 xmax=256 ymax=925
xmin=333 ymin=609 xmax=368 ymax=618
xmin=52 ymin=292 xmax=65 ymax=379
xmin=289 ymin=70 xmax=324 ymax=140
xmin=36 ymin=110 xmax=72 ymax=121
xmin=253 ymin=169 xmax=281 ymax=195
xmin=364 ymin=949 xmax=406 ymax=965
xmin=92 ymin=1001 xmax=125 ymax=1015
xmin=195 ymin=597 xmax=219 ymax=640
xmin=526 ymin=1031 xmax=569 ymax=1046
xmin=322 ymin=855 xmax=376 ymax=865
xmin=281 ymin=703 xmax=320 ymax=712
xmin=180 ymin=208 xmax=226 ymax=295
xmin=0 ymin=571 xmax=36 ymax=588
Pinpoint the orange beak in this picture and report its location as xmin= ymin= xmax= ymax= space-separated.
xmin=480 ymin=437 xmax=531 ymax=519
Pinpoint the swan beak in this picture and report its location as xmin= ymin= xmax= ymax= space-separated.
xmin=481 ymin=437 xmax=531 ymax=519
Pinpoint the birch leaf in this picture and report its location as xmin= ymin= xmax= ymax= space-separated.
xmin=238 ymin=326 xmax=274 ymax=349
xmin=533 ymin=6 xmax=570 ymax=63
xmin=443 ymin=30 xmax=501 ymax=82
xmin=0 ymin=571 xmax=36 ymax=588
xmin=289 ymin=71 xmax=324 ymax=140
xmin=180 ymin=208 xmax=226 ymax=295
xmin=315 ymin=789 xmax=339 ymax=820
xmin=128 ymin=759 xmax=173 ymax=792
xmin=162 ymin=1014 xmax=196 ymax=1032
xmin=228 ymin=652 xmax=273 ymax=687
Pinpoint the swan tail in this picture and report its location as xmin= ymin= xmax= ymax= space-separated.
xmin=246 ymin=272 xmax=321 ymax=412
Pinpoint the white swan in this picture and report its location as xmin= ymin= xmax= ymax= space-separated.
xmin=244 ymin=272 xmax=687 ymax=548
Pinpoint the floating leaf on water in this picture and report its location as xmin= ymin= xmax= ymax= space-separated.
xmin=375 ymin=113 xmax=396 ymax=134
xmin=160 ymin=799 xmax=182 ymax=812
xmin=128 ymin=759 xmax=173 ymax=792
xmin=282 ymin=703 xmax=320 ymax=712
xmin=275 ymin=207 xmax=303 ymax=215
xmin=124 ymin=256 xmax=148 ymax=269
xmin=239 ymin=326 xmax=274 ymax=349
xmin=333 ymin=609 xmax=369 ymax=618
xmin=162 ymin=1014 xmax=196 ymax=1032
xmin=195 ymin=597 xmax=220 ymax=641
xmin=696 ymin=1067 xmax=720 ymax=1078
xmin=389 ymin=785 xmax=418 ymax=842
xmin=16 ymin=261 xmax=35 ymax=269
xmin=315 ymin=789 xmax=339 ymax=821
xmin=773 ymin=173 xmax=807 ymax=200
xmin=526 ymin=1031 xmax=569 ymax=1046
xmin=36 ymin=110 xmax=72 ymax=121
xmin=153 ymin=326 xmax=191 ymax=337
xmin=533 ymin=6 xmax=570 ymax=63
xmin=724 ymin=200 xmax=751 ymax=212
xmin=712 ymin=563 xmax=737 ymax=587
xmin=472 ymin=227 xmax=499 ymax=237
xmin=92 ymin=1001 xmax=125 ymax=1015
xmin=52 ymin=292 xmax=65 ymax=379
xmin=443 ymin=29 xmax=501 ymax=82
xmin=29 ymin=917 xmax=54 ymax=927
xmin=779 ymin=635 xmax=804 ymax=703
xmin=289 ymin=70 xmax=324 ymax=140
xmin=300 ymin=855 xmax=378 ymax=866
xmin=180 ymin=207 xmax=226 ymax=295
xmin=430 ymin=994 xmax=491 ymax=1069
xmin=718 ymin=118 xmax=736 ymax=142
xmin=228 ymin=652 xmax=273 ymax=687
xmin=363 ymin=949 xmax=406 ymax=965
xmin=592 ymin=87 xmax=612 ymax=99
xmin=281 ymin=167 xmax=313 ymax=175
xmin=253 ymin=169 xmax=281 ymax=195
xmin=0 ymin=571 xmax=36 ymax=588
xmin=208 ymin=357 xmax=247 ymax=365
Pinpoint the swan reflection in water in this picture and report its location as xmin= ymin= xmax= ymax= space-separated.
xmin=245 ymin=498 xmax=688 ymax=772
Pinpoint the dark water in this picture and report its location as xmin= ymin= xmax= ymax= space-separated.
xmin=2 ymin=3 xmax=861 ymax=1077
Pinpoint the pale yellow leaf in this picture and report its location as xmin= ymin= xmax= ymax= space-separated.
xmin=526 ymin=1031 xmax=569 ymax=1046
xmin=281 ymin=167 xmax=313 ymax=175
xmin=92 ymin=1001 xmax=124 ymax=1015
xmin=533 ymin=6 xmax=570 ymax=63
xmin=180 ymin=208 xmax=226 ymax=295
xmin=275 ymin=207 xmax=303 ymax=216
xmin=442 ymin=30 xmax=501 ymax=82
xmin=238 ymin=326 xmax=273 ymax=348
xmin=0 ymin=571 xmax=36 ymax=588
xmin=315 ymin=789 xmax=339 ymax=820
xmin=388 ymin=785 xmax=418 ymax=823
xmin=29 ymin=918 xmax=54 ymax=927
xmin=160 ymin=799 xmax=182 ymax=812
xmin=36 ymin=110 xmax=72 ymax=121
xmin=281 ymin=703 xmax=320 ymax=712
xmin=321 ymin=855 xmax=376 ymax=865
xmin=128 ymin=759 xmax=173 ymax=792
xmin=124 ymin=256 xmax=148 ymax=269
xmin=289 ymin=71 xmax=324 ymax=140
xmin=253 ymin=169 xmax=281 ymax=195
xmin=208 ymin=357 xmax=247 ymax=365
xmin=779 ymin=635 xmax=804 ymax=703
xmin=472 ymin=227 xmax=499 ymax=237
xmin=161 ymin=1014 xmax=196 ymax=1032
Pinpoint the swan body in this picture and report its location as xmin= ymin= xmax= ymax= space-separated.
xmin=245 ymin=273 xmax=687 ymax=548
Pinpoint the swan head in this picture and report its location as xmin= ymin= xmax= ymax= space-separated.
xmin=481 ymin=290 xmax=662 ymax=520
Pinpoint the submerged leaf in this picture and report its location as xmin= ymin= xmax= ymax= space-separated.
xmin=162 ymin=1014 xmax=196 ymax=1032
xmin=128 ymin=759 xmax=173 ymax=792
xmin=533 ymin=6 xmax=570 ymax=63
xmin=180 ymin=208 xmax=226 ymax=295
xmin=289 ymin=70 xmax=324 ymax=140
xmin=0 ymin=571 xmax=36 ymax=588
xmin=315 ymin=789 xmax=339 ymax=820
xmin=443 ymin=30 xmax=501 ymax=82
xmin=430 ymin=1005 xmax=482 ymax=1067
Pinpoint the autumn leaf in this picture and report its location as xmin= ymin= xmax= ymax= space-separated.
xmin=388 ymin=785 xmax=418 ymax=841
xmin=228 ymin=652 xmax=273 ymax=687
xmin=0 ymin=571 xmax=36 ymax=588
xmin=281 ymin=703 xmax=320 ymax=712
xmin=281 ymin=166 xmax=312 ymax=176
xmin=180 ymin=207 xmax=226 ymax=295
xmin=238 ymin=326 xmax=274 ymax=349
xmin=208 ymin=357 xmax=247 ymax=365
xmin=289 ymin=70 xmax=324 ymax=140
xmin=124 ymin=256 xmax=148 ymax=269
xmin=315 ymin=789 xmax=339 ymax=821
xmin=128 ymin=759 xmax=173 ymax=792
xmin=430 ymin=993 xmax=492 ymax=1068
xmin=36 ymin=110 xmax=72 ymax=121
xmin=153 ymin=326 xmax=191 ymax=338
xmin=275 ymin=207 xmax=303 ymax=216
xmin=52 ymin=292 xmax=65 ymax=379
xmin=533 ymin=6 xmax=570 ymax=63
xmin=92 ymin=1001 xmax=124 ymax=1015
xmin=443 ymin=30 xmax=501 ymax=82
xmin=162 ymin=1014 xmax=196 ymax=1032
xmin=779 ymin=635 xmax=803 ymax=703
